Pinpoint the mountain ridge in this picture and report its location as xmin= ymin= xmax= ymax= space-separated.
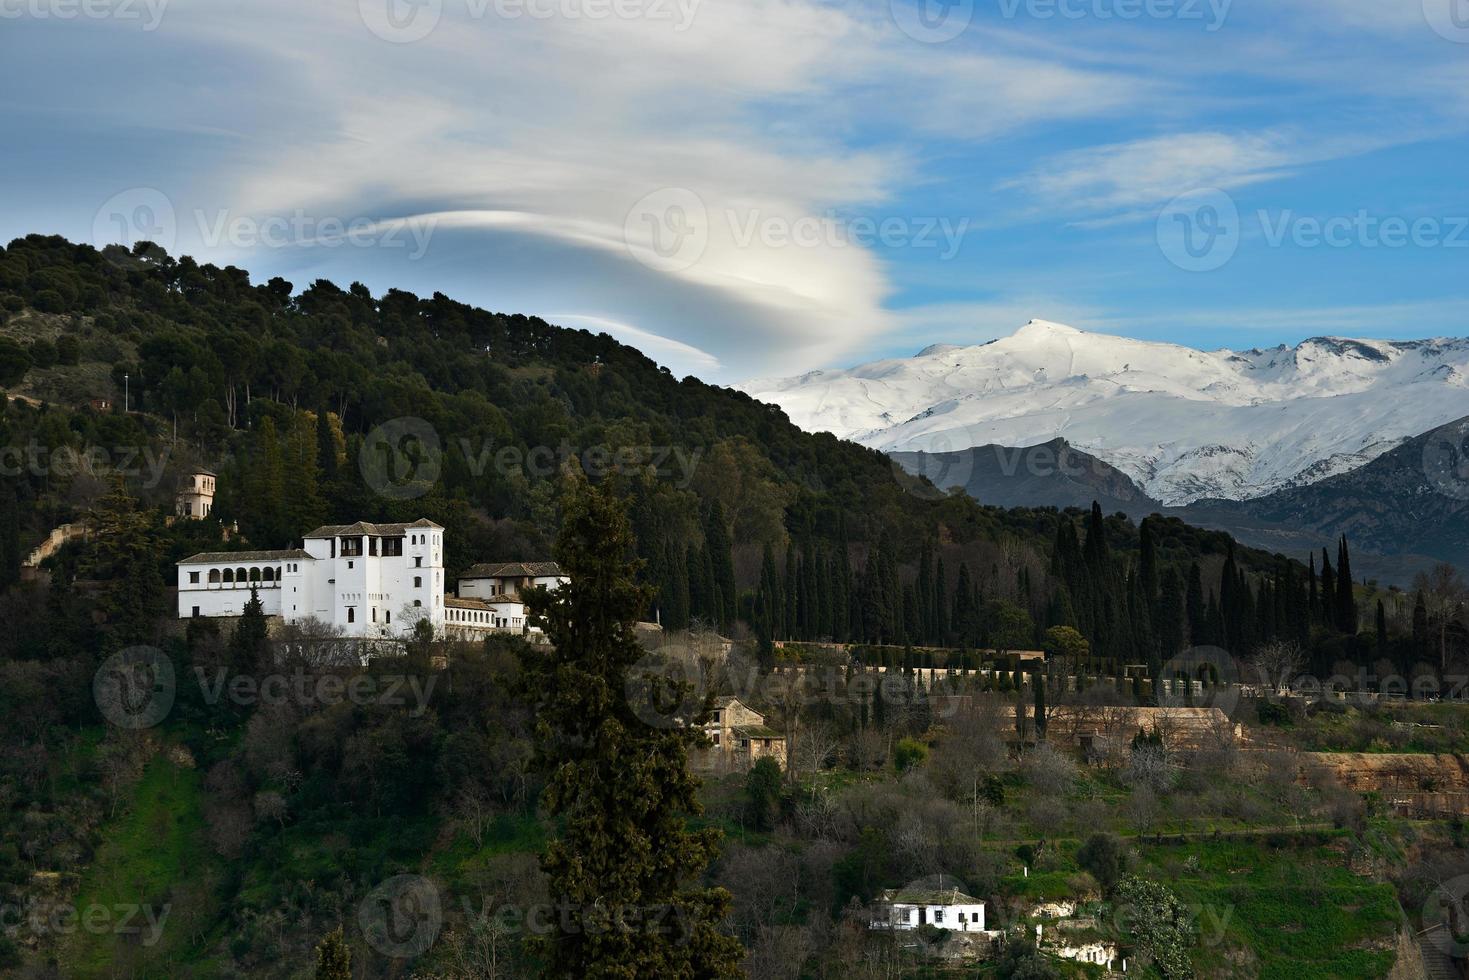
xmin=742 ymin=320 xmax=1469 ymax=506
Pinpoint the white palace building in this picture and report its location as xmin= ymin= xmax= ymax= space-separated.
xmin=176 ymin=519 xmax=566 ymax=641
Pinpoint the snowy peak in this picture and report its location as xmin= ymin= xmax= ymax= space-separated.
xmin=738 ymin=321 xmax=1469 ymax=506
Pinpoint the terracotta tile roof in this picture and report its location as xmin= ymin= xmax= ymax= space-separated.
xmin=460 ymin=561 xmax=564 ymax=578
xmin=179 ymin=549 xmax=312 ymax=564
xmin=304 ymin=519 xmax=442 ymax=538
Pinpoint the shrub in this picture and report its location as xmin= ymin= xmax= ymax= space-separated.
xmin=894 ymin=737 xmax=929 ymax=772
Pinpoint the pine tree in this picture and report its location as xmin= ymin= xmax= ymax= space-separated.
xmin=229 ymin=587 xmax=269 ymax=678
xmin=314 ymin=927 xmax=351 ymax=980
xmin=522 ymin=478 xmax=743 ymax=978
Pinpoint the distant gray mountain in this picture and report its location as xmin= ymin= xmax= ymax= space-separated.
xmin=888 ymin=438 xmax=1161 ymax=516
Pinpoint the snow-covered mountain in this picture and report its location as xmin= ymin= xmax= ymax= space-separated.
xmin=739 ymin=320 xmax=1469 ymax=505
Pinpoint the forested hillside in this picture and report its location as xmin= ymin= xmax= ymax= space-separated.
xmin=1 ymin=235 xmax=1465 ymax=978
xmin=0 ymin=234 xmax=1362 ymax=669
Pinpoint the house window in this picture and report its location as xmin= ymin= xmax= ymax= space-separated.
xmin=414 ymin=576 xmax=422 ymax=588
xmin=347 ymin=560 xmax=354 ymax=569
xmin=933 ymin=909 xmax=944 ymax=923
xmin=413 ymin=599 xmax=422 ymax=608
xmin=189 ymin=571 xmax=200 ymax=584
xmin=415 ymin=556 xmax=422 ymax=568
xmin=191 ymin=606 xmax=200 ymax=617
xmin=347 ymin=608 xmax=355 ymax=624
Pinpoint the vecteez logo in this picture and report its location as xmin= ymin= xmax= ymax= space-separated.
xmin=359 ymin=0 xmax=443 ymax=42
xmin=359 ymin=874 xmax=443 ymax=958
xmin=93 ymin=646 xmax=176 ymax=730
xmin=623 ymin=187 xmax=709 ymax=273
xmin=360 ymin=417 xmax=443 ymax=500
xmin=1156 ymin=188 xmax=1240 ymax=272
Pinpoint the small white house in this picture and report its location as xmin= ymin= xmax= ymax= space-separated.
xmin=871 ymin=882 xmax=985 ymax=933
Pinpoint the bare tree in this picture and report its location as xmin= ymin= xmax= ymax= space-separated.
xmin=1251 ymin=640 xmax=1306 ymax=696
xmin=1021 ymin=741 xmax=1078 ymax=797
xmin=794 ymin=722 xmax=841 ymax=781
xmin=1416 ymin=564 xmax=1468 ymax=669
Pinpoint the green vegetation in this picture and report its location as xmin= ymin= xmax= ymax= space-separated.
xmin=0 ymin=236 xmax=1464 ymax=977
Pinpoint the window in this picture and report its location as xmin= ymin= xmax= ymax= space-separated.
xmin=209 ymin=569 xmax=220 ymax=584
xmin=386 ymin=610 xmax=391 ymax=624
xmin=415 ymin=556 xmax=422 ymax=568
xmin=347 ymin=560 xmax=354 ymax=569
xmin=191 ymin=606 xmax=200 ymax=617
xmin=347 ymin=608 xmax=355 ymax=624
xmin=933 ymin=909 xmax=944 ymax=923
xmin=189 ymin=571 xmax=200 ymax=584
xmin=413 ymin=599 xmax=422 ymax=608
xmin=414 ymin=576 xmax=422 ymax=588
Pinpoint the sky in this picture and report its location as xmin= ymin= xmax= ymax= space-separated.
xmin=3 ymin=0 xmax=1468 ymax=383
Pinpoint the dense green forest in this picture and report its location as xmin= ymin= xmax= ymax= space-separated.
xmin=1 ymin=235 xmax=1467 ymax=978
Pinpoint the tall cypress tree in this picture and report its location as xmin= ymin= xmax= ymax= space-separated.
xmin=704 ymin=502 xmax=736 ymax=629
xmin=0 ymin=483 xmax=19 ymax=591
xmin=1185 ymin=562 xmax=1206 ymax=646
xmin=933 ymin=556 xmax=949 ymax=642
xmin=1412 ymin=592 xmax=1430 ymax=672
xmin=1318 ymin=549 xmax=1336 ymax=630
xmin=315 ymin=401 xmax=338 ymax=480
xmin=1138 ymin=518 xmax=1159 ymax=606
xmin=522 ymin=478 xmax=743 ymax=979
xmin=1336 ymin=536 xmax=1358 ymax=635
xmin=1375 ymin=600 xmax=1389 ymax=664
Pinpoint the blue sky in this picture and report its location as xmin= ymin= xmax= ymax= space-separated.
xmin=3 ymin=0 xmax=1468 ymax=382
